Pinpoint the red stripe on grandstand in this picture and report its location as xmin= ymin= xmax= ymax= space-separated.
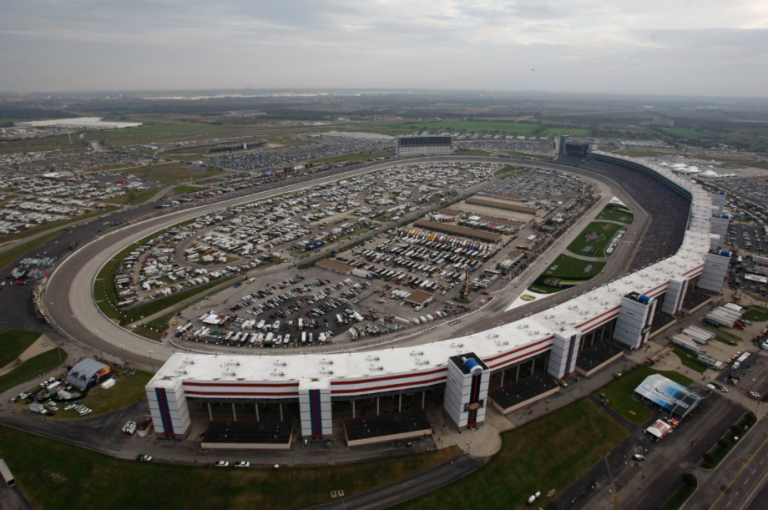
xmin=184 ymin=382 xmax=299 ymax=388
xmin=683 ymin=264 xmax=704 ymax=277
xmin=577 ymin=307 xmax=621 ymax=329
xmin=484 ymin=337 xmax=553 ymax=362
xmin=489 ymin=344 xmax=552 ymax=370
xmin=185 ymin=391 xmax=300 ymax=397
xmin=331 ymin=376 xmax=448 ymax=394
xmin=331 ymin=368 xmax=447 ymax=385
xmin=581 ymin=312 xmax=621 ymax=334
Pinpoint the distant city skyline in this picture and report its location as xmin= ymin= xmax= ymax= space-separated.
xmin=1 ymin=0 xmax=767 ymax=97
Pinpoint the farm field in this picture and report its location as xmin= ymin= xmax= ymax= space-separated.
xmin=660 ymin=127 xmax=711 ymax=139
xmin=378 ymin=121 xmax=542 ymax=135
xmin=542 ymin=127 xmax=592 ymax=136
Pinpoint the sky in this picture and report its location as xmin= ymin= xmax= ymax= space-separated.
xmin=1 ymin=0 xmax=767 ymax=97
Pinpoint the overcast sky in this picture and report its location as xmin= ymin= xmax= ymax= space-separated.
xmin=1 ymin=0 xmax=767 ymax=97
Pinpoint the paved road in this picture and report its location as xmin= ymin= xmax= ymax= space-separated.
xmin=44 ymin=157 xmax=649 ymax=368
xmin=310 ymin=455 xmax=485 ymax=510
xmin=693 ymin=417 xmax=768 ymax=510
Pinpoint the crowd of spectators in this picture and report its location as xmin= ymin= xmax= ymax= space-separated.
xmin=571 ymin=156 xmax=691 ymax=272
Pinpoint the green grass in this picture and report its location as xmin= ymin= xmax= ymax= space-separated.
xmin=701 ymin=323 xmax=742 ymax=341
xmin=671 ymin=347 xmax=708 ymax=374
xmin=744 ymin=306 xmax=768 ymax=322
xmin=0 ymin=329 xmax=41 ymax=367
xmin=105 ymin=188 xmax=160 ymax=206
xmin=660 ymin=128 xmax=711 ymax=139
xmin=0 ymin=426 xmax=460 ymax=510
xmin=125 ymin=165 xmax=228 ymax=184
xmin=173 ymin=185 xmax=201 ymax=195
xmin=121 ymin=277 xmax=235 ymax=325
xmin=495 ymin=165 xmax=518 ymax=176
xmin=53 ymin=370 xmax=153 ymax=420
xmin=701 ymin=413 xmax=756 ymax=469
xmin=566 ymin=221 xmax=624 ymax=258
xmin=397 ymin=399 xmax=628 ymax=510
xmin=658 ymin=478 xmax=697 ymax=510
xmin=0 ymin=349 xmax=67 ymax=394
xmin=455 ymin=148 xmax=493 ymax=156
xmin=308 ymin=153 xmax=388 ymax=164
xmin=132 ymin=312 xmax=176 ymax=342
xmin=528 ymin=254 xmax=606 ymax=295
xmin=0 ymin=229 xmax=63 ymax=271
xmin=385 ymin=121 xmax=541 ymax=135
xmin=595 ymin=203 xmax=634 ymax=225
xmin=543 ymin=127 xmax=592 ymax=136
xmin=593 ymin=366 xmax=693 ymax=424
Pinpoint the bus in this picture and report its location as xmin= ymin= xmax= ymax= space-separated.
xmin=0 ymin=459 xmax=15 ymax=487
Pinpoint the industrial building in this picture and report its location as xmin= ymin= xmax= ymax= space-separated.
xmin=147 ymin=152 xmax=729 ymax=443
xmin=396 ymin=136 xmax=452 ymax=157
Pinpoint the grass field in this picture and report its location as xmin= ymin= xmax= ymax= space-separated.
xmin=659 ymin=478 xmax=697 ymax=510
xmin=543 ymin=127 xmax=592 ymax=136
xmin=0 ymin=329 xmax=41 ymax=367
xmin=173 ymin=185 xmax=202 ymax=195
xmin=671 ymin=347 xmax=708 ymax=373
xmin=593 ymin=366 xmax=693 ymax=424
xmin=0 ymin=426 xmax=459 ymax=510
xmin=660 ymin=127 xmax=711 ymax=139
xmin=308 ymin=153 xmax=388 ymax=164
xmin=52 ymin=370 xmax=153 ymax=420
xmin=566 ymin=221 xmax=623 ymax=258
xmin=124 ymin=164 xmax=228 ymax=184
xmin=0 ymin=349 xmax=67 ymax=394
xmin=385 ymin=121 xmax=541 ymax=135
xmin=596 ymin=203 xmax=634 ymax=225
xmin=744 ymin=306 xmax=768 ymax=322
xmin=398 ymin=399 xmax=628 ymax=510
xmin=121 ymin=276 xmax=235 ymax=326
xmin=0 ymin=229 xmax=63 ymax=271
xmin=528 ymin=254 xmax=606 ymax=295
xmin=104 ymin=188 xmax=160 ymax=206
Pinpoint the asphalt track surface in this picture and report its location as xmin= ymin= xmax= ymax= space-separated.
xmin=44 ymin=157 xmax=650 ymax=368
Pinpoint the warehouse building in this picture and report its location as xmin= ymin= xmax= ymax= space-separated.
xmin=316 ymin=258 xmax=354 ymax=275
xmin=396 ymin=136 xmax=452 ymax=157
xmin=465 ymin=197 xmax=539 ymax=215
xmin=412 ymin=219 xmax=502 ymax=243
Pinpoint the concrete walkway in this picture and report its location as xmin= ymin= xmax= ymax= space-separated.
xmin=0 ymin=334 xmax=55 ymax=377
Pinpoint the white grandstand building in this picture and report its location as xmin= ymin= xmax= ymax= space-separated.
xmin=147 ymin=153 xmax=731 ymax=441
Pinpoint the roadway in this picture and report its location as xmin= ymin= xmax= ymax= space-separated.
xmin=43 ymin=156 xmax=650 ymax=369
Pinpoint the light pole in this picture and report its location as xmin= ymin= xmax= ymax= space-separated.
xmin=147 ymin=350 xmax=155 ymax=373
xmin=119 ymin=344 xmax=126 ymax=365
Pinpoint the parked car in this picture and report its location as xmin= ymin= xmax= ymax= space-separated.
xmin=136 ymin=454 xmax=152 ymax=462
xmin=215 ymin=461 xmax=229 ymax=467
xmin=234 ymin=461 xmax=250 ymax=468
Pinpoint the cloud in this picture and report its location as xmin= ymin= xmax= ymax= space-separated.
xmin=0 ymin=0 xmax=765 ymax=96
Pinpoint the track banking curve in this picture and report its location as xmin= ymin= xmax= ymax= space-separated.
xmin=45 ymin=155 xmax=683 ymax=369
xmin=45 ymin=157 xmax=516 ymax=365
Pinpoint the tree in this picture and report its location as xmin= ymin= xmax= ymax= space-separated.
xmin=682 ymin=473 xmax=697 ymax=488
